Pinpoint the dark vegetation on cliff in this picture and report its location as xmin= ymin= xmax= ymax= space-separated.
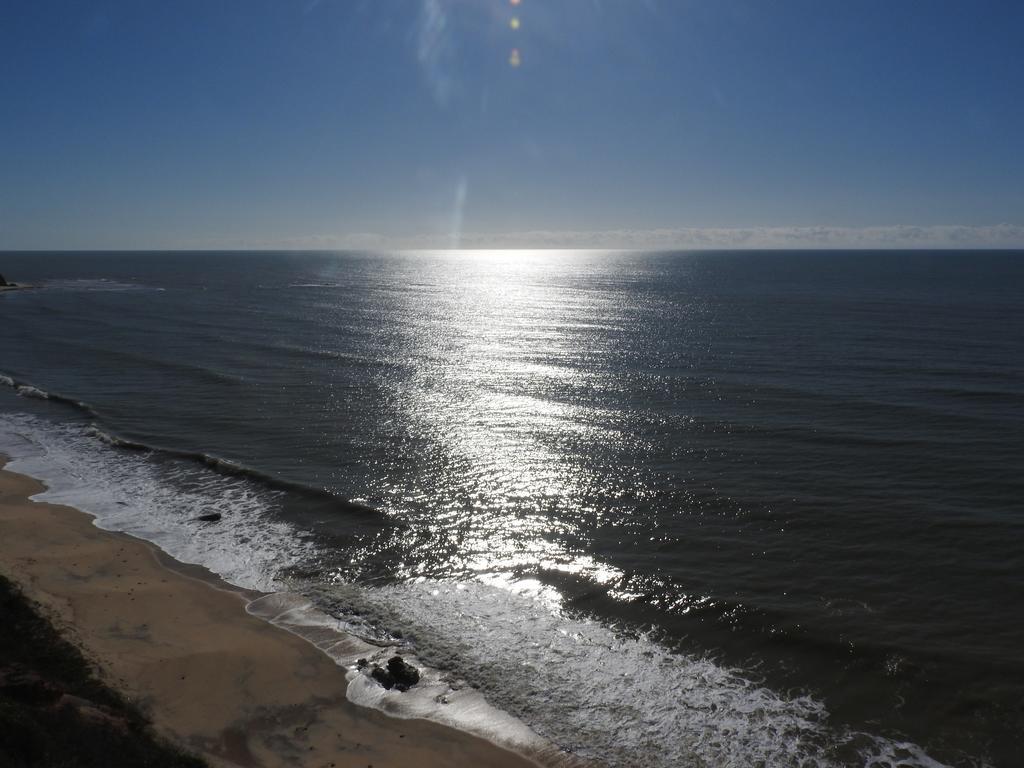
xmin=0 ymin=574 xmax=205 ymax=768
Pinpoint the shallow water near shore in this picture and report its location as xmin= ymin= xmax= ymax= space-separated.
xmin=2 ymin=250 xmax=1022 ymax=766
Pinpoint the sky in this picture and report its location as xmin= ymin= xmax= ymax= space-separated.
xmin=2 ymin=0 xmax=1023 ymax=250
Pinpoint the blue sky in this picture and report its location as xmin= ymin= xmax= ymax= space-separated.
xmin=2 ymin=0 xmax=1023 ymax=249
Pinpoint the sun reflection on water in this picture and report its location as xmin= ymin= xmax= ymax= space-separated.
xmin=381 ymin=250 xmax=638 ymax=587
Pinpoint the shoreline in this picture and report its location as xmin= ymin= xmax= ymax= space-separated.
xmin=0 ymin=459 xmax=556 ymax=768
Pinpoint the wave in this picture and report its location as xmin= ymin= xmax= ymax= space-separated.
xmin=42 ymin=278 xmax=164 ymax=292
xmin=1 ymin=372 xmax=100 ymax=417
xmin=0 ymin=372 xmax=384 ymax=521
xmin=208 ymin=336 xmax=409 ymax=371
xmin=304 ymin=576 xmax=962 ymax=768
xmin=85 ymin=426 xmax=385 ymax=520
xmin=0 ymin=413 xmax=309 ymax=592
xmin=33 ymin=341 xmax=250 ymax=387
xmin=16 ymin=385 xmax=49 ymax=400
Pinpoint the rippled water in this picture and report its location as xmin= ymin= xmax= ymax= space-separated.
xmin=1 ymin=250 xmax=1022 ymax=766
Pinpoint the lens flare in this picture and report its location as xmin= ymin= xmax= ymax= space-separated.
xmin=510 ymin=16 xmax=520 ymax=30
xmin=509 ymin=48 xmax=521 ymax=67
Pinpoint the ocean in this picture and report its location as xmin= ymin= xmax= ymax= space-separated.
xmin=1 ymin=250 xmax=1021 ymax=767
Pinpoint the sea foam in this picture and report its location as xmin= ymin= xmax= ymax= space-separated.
xmin=0 ymin=413 xmax=306 ymax=592
xmin=16 ymin=385 xmax=50 ymax=400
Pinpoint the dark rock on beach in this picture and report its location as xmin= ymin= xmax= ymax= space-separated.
xmin=370 ymin=665 xmax=396 ymax=690
xmin=368 ymin=657 xmax=421 ymax=691
xmin=386 ymin=656 xmax=420 ymax=690
xmin=0 ymin=273 xmax=7 ymax=286
xmin=195 ymin=512 xmax=222 ymax=523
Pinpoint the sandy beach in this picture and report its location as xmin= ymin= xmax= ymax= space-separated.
xmin=0 ymin=459 xmax=543 ymax=768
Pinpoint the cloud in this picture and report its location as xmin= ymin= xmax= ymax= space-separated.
xmin=191 ymin=224 xmax=1024 ymax=251
xmin=418 ymin=0 xmax=455 ymax=105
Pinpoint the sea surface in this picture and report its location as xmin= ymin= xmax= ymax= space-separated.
xmin=1 ymin=250 xmax=1022 ymax=767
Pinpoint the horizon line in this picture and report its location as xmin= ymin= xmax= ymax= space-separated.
xmin=4 ymin=246 xmax=1024 ymax=254
xmin=5 ymin=224 xmax=1023 ymax=252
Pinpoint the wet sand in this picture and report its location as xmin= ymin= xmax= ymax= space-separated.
xmin=0 ymin=460 xmax=543 ymax=768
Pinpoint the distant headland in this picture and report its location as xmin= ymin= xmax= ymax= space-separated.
xmin=0 ymin=273 xmax=33 ymax=291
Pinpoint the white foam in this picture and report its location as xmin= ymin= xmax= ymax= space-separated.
xmin=332 ymin=577 xmax=833 ymax=766
xmin=0 ymin=413 xmax=308 ymax=592
xmin=317 ymin=575 xmax=967 ymax=768
xmin=247 ymin=592 xmax=377 ymax=663
xmin=247 ymin=592 xmax=547 ymax=754
xmin=0 ymin=374 xmax=14 ymax=388
xmin=855 ymin=736 xmax=962 ymax=768
xmin=16 ymin=385 xmax=49 ymax=400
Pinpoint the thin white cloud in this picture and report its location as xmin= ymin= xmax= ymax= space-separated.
xmin=192 ymin=224 xmax=1024 ymax=251
xmin=418 ymin=0 xmax=455 ymax=105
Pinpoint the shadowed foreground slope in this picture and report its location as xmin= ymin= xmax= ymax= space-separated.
xmin=0 ymin=573 xmax=206 ymax=768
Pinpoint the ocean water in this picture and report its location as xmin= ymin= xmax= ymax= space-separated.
xmin=1 ymin=250 xmax=1022 ymax=767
